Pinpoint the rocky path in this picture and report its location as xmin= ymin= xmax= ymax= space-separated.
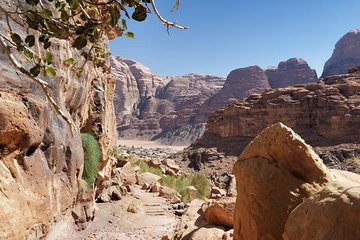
xmin=49 ymin=186 xmax=178 ymax=240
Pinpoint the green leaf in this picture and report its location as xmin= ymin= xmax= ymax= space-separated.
xmin=39 ymin=9 xmax=53 ymax=20
xmin=122 ymin=19 xmax=127 ymax=29
xmin=30 ymin=64 xmax=41 ymax=77
xmin=132 ymin=5 xmax=147 ymax=22
xmin=72 ymin=35 xmax=87 ymax=49
xmin=124 ymin=32 xmax=135 ymax=39
xmin=45 ymin=52 xmax=53 ymax=65
xmin=11 ymin=33 xmax=22 ymax=46
xmin=25 ymin=35 xmax=35 ymax=47
xmin=65 ymin=58 xmax=75 ymax=65
xmin=34 ymin=55 xmax=41 ymax=64
xmin=66 ymin=0 xmax=78 ymax=10
xmin=45 ymin=67 xmax=57 ymax=77
xmin=110 ymin=6 xmax=121 ymax=27
xmin=26 ymin=0 xmax=39 ymax=6
xmin=39 ymin=34 xmax=49 ymax=43
xmin=23 ymin=49 xmax=33 ymax=59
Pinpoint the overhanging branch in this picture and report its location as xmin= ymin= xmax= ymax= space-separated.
xmin=150 ymin=0 xmax=188 ymax=30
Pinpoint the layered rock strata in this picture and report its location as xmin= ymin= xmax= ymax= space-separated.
xmin=112 ymin=56 xmax=225 ymax=144
xmin=0 ymin=2 xmax=116 ymax=239
xmin=192 ymin=70 xmax=360 ymax=170
xmin=195 ymin=66 xmax=270 ymax=123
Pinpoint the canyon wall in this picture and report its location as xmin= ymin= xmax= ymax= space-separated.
xmin=0 ymin=2 xmax=116 ymax=239
xmin=112 ymin=56 xmax=225 ymax=145
xmin=192 ymin=70 xmax=360 ymax=170
xmin=113 ymin=57 xmax=318 ymax=145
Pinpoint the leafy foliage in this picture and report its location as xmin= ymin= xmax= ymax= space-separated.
xmin=81 ymin=133 xmax=101 ymax=186
xmin=3 ymin=0 xmax=160 ymax=79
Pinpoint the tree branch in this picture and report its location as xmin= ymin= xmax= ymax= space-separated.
xmin=150 ymin=0 xmax=188 ymax=30
xmin=0 ymin=35 xmax=76 ymax=136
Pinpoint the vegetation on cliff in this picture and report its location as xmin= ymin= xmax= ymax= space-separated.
xmin=81 ymin=133 xmax=101 ymax=186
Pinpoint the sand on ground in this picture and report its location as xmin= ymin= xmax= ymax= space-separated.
xmin=117 ymin=139 xmax=188 ymax=152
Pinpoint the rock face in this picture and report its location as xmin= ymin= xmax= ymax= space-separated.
xmin=113 ymin=58 xmax=319 ymax=145
xmin=265 ymin=58 xmax=318 ymax=88
xmin=233 ymin=123 xmax=333 ymax=240
xmin=233 ymin=123 xmax=360 ymax=240
xmin=193 ymin=70 xmax=360 ymax=170
xmin=195 ymin=66 xmax=270 ymax=123
xmin=112 ymin=56 xmax=225 ymax=144
xmin=322 ymin=29 xmax=360 ymax=77
xmin=0 ymin=3 xmax=116 ymax=239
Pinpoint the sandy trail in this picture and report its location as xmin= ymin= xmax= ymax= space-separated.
xmin=49 ymin=187 xmax=178 ymax=240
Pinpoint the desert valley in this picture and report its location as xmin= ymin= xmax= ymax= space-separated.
xmin=1 ymin=1 xmax=360 ymax=240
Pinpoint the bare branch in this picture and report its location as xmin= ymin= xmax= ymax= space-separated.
xmin=0 ymin=35 xmax=76 ymax=136
xmin=171 ymin=0 xmax=180 ymax=12
xmin=150 ymin=0 xmax=188 ymax=30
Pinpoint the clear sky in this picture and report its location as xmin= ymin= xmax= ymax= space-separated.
xmin=110 ymin=0 xmax=360 ymax=78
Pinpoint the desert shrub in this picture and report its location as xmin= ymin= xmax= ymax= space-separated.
xmin=133 ymin=160 xmax=163 ymax=177
xmin=161 ymin=172 xmax=211 ymax=202
xmin=81 ymin=133 xmax=101 ymax=186
xmin=112 ymin=146 xmax=126 ymax=167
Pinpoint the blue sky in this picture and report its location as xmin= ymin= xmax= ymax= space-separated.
xmin=110 ymin=1 xmax=360 ymax=77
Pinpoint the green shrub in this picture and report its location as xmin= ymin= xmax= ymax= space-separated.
xmin=161 ymin=172 xmax=211 ymax=202
xmin=81 ymin=133 xmax=101 ymax=186
xmin=112 ymin=146 xmax=126 ymax=167
xmin=133 ymin=160 xmax=163 ymax=177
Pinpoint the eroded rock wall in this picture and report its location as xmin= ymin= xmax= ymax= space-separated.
xmin=112 ymin=56 xmax=225 ymax=144
xmin=0 ymin=2 xmax=116 ymax=239
xmin=192 ymin=71 xmax=360 ymax=169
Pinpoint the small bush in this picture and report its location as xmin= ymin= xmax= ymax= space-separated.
xmin=133 ymin=160 xmax=163 ymax=177
xmin=112 ymin=146 xmax=126 ymax=167
xmin=81 ymin=133 xmax=101 ymax=186
xmin=161 ymin=172 xmax=211 ymax=202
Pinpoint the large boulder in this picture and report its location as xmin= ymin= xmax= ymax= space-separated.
xmin=233 ymin=123 xmax=334 ymax=240
xmin=202 ymin=198 xmax=236 ymax=228
xmin=283 ymin=169 xmax=360 ymax=240
xmin=322 ymin=29 xmax=360 ymax=77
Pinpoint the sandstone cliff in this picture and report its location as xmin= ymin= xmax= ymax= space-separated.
xmin=112 ymin=57 xmax=225 ymax=145
xmin=265 ymin=58 xmax=318 ymax=88
xmin=192 ymin=70 xmax=360 ymax=171
xmin=194 ymin=66 xmax=270 ymax=123
xmin=322 ymin=29 xmax=360 ymax=77
xmin=0 ymin=2 xmax=116 ymax=239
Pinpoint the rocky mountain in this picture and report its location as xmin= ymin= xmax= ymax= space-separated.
xmin=191 ymin=69 xmax=360 ymax=171
xmin=194 ymin=66 xmax=271 ymax=123
xmin=322 ymin=29 xmax=360 ymax=77
xmin=113 ymin=58 xmax=318 ymax=144
xmin=112 ymin=56 xmax=225 ymax=145
xmin=0 ymin=2 xmax=116 ymax=239
xmin=265 ymin=58 xmax=318 ymax=88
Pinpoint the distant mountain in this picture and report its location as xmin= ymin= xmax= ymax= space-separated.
xmin=112 ymin=56 xmax=318 ymax=145
xmin=322 ymin=29 xmax=360 ymax=77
